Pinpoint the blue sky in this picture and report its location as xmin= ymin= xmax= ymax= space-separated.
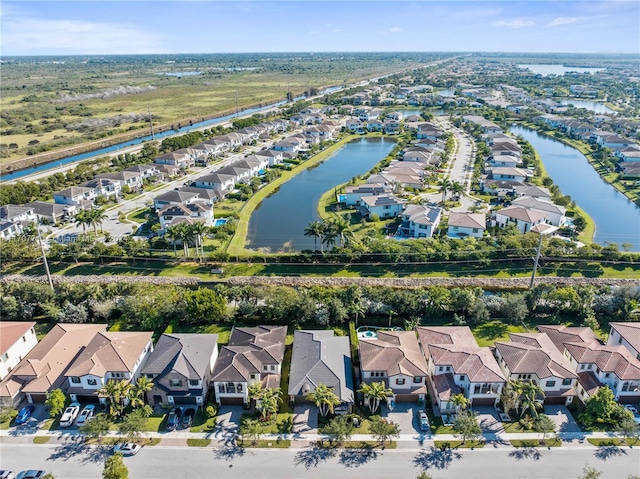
xmin=1 ymin=1 xmax=638 ymax=56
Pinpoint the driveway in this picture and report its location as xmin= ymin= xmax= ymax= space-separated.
xmin=544 ymin=405 xmax=582 ymax=433
xmin=213 ymin=405 xmax=244 ymax=441
xmin=472 ymin=406 xmax=504 ymax=435
xmin=292 ymin=404 xmax=318 ymax=433
xmin=380 ymin=402 xmax=423 ymax=435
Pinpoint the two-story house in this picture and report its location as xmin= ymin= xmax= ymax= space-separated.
xmin=493 ymin=205 xmax=548 ymax=234
xmin=53 ymin=187 xmax=96 ymax=208
xmin=64 ymin=331 xmax=153 ymax=405
xmin=359 ymin=331 xmax=428 ymax=404
xmin=211 ymin=326 xmax=286 ymax=405
xmin=358 ymin=194 xmax=406 ymax=219
xmin=608 ymin=322 xmax=640 ymax=360
xmin=418 ymin=326 xmax=506 ymax=412
xmin=447 ymin=212 xmax=486 ymax=239
xmin=141 ymin=333 xmax=218 ymax=407
xmin=0 ymin=322 xmax=38 ymax=381
xmin=494 ymin=333 xmax=577 ymax=405
xmin=398 ymin=204 xmax=442 ymax=238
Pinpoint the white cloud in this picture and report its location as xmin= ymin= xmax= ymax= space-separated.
xmin=547 ymin=17 xmax=578 ymax=27
xmin=495 ymin=19 xmax=535 ymax=29
xmin=389 ymin=27 xmax=403 ymax=33
xmin=2 ymin=16 xmax=168 ymax=55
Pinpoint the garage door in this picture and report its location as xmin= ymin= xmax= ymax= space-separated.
xmin=544 ymin=396 xmax=567 ymax=405
xmin=220 ymin=397 xmax=243 ymax=406
xmin=173 ymin=396 xmax=197 ymax=405
xmin=472 ymin=397 xmax=496 ymax=407
xmin=395 ymin=394 xmax=417 ymax=403
xmin=76 ymin=395 xmax=101 ymax=404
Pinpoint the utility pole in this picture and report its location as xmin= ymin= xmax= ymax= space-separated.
xmin=148 ymin=106 xmax=155 ymax=140
xmin=36 ymin=225 xmax=54 ymax=292
xmin=235 ymin=90 xmax=239 ymax=117
xmin=529 ymin=232 xmax=544 ymax=289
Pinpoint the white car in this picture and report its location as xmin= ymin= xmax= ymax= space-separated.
xmin=59 ymin=402 xmax=81 ymax=427
xmin=113 ymin=443 xmax=141 ymax=456
xmin=76 ymin=404 xmax=95 ymax=426
xmin=624 ymin=404 xmax=640 ymax=424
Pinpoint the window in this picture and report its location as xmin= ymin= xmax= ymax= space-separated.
xmin=270 ymin=365 xmax=276 ymax=372
xmin=580 ymin=364 xmax=586 ymax=370
xmin=146 ymin=374 xmax=155 ymax=379
xmin=71 ymin=377 xmax=81 ymax=384
xmin=1 ymin=353 xmax=8 ymax=362
xmin=189 ymin=379 xmax=199 ymax=387
xmin=413 ymin=377 xmax=422 ymax=383
xmin=112 ymin=372 xmax=123 ymax=379
xmin=605 ymin=373 xmax=610 ymax=378
xmin=170 ymin=379 xmax=182 ymax=387
xmin=545 ymin=380 xmax=555 ymax=387
xmin=23 ymin=335 xmax=27 ymax=343
xmin=472 ymin=228 xmax=478 ymax=233
xmin=396 ymin=378 xmax=405 ymax=385
xmin=445 ymin=366 xmax=451 ymax=372
xmin=562 ymin=378 xmax=572 ymax=386
xmin=438 ymin=367 xmax=443 ymax=373
xmin=452 ymin=226 xmax=459 ymax=231
xmin=218 ymin=384 xmax=225 ymax=393
xmin=87 ymin=378 xmax=97 ymax=386
xmin=459 ymin=375 xmax=466 ymax=382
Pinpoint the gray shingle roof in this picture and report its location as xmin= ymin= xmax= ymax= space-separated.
xmin=141 ymin=333 xmax=218 ymax=380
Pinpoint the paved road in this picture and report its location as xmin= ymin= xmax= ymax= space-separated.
xmin=2 ymin=442 xmax=638 ymax=479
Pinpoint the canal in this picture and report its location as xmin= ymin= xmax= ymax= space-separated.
xmin=246 ymin=137 xmax=396 ymax=251
xmin=511 ymin=126 xmax=640 ymax=251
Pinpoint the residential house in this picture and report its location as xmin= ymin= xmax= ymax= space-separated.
xmin=403 ymin=148 xmax=436 ymax=165
xmin=447 ymin=212 xmax=486 ymax=239
xmin=154 ymin=150 xmax=194 ymax=170
xmin=398 ymin=204 xmax=442 ymax=238
xmin=489 ymin=155 xmax=520 ymax=168
xmin=178 ymin=186 xmax=220 ymax=204
xmin=384 ymin=120 xmax=401 ymax=134
xmin=486 ymin=167 xmax=530 ymax=183
xmin=0 ymin=221 xmax=21 ymax=240
xmin=254 ymin=149 xmax=284 ymax=166
xmin=0 ymin=323 xmax=107 ymax=404
xmin=288 ymin=330 xmax=354 ymax=414
xmin=346 ymin=119 xmax=365 ymax=134
xmin=94 ymin=171 xmax=143 ymax=190
xmin=27 ymin=201 xmax=77 ymax=225
xmin=123 ymin=163 xmax=162 ymax=181
xmin=417 ymin=327 xmax=505 ymax=411
xmin=367 ymin=120 xmax=383 ymax=132
xmin=193 ymin=173 xmax=236 ymax=197
xmin=608 ymin=323 xmax=640 ymax=360
xmin=339 ymin=183 xmax=392 ymax=206
xmin=141 ymin=333 xmax=218 ymax=407
xmin=493 ymin=205 xmax=548 ymax=234
xmin=618 ymin=149 xmax=640 ymax=162
xmin=359 ymin=331 xmax=429 ymax=404
xmin=211 ymin=326 xmax=286 ymax=405
xmin=358 ymin=194 xmax=406 ymax=219
xmin=0 ymin=205 xmax=37 ymax=225
xmin=417 ymin=124 xmax=444 ymax=140
xmin=153 ymin=189 xmax=202 ymax=210
xmin=80 ymin=178 xmax=121 ymax=199
xmin=157 ymin=202 xmax=213 ymax=231
xmin=0 ymin=322 xmax=37 ymax=381
xmin=494 ymin=333 xmax=578 ymax=405
xmin=53 ymin=187 xmax=96 ymax=208
xmin=513 ymin=185 xmax=552 ymax=199
xmin=511 ymin=196 xmax=566 ymax=226
xmin=64 ymin=331 xmax=153 ymax=405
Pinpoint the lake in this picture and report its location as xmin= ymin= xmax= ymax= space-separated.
xmin=246 ymin=137 xmax=396 ymax=251
xmin=558 ymin=100 xmax=615 ymax=114
xmin=518 ymin=64 xmax=604 ymax=76
xmin=511 ymin=126 xmax=640 ymax=251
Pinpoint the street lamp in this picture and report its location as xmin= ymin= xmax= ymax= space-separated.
xmin=36 ymin=224 xmax=54 ymax=291
xmin=529 ymin=224 xmax=558 ymax=289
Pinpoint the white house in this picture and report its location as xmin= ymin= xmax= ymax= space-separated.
xmin=53 ymin=187 xmax=97 ymax=207
xmin=359 ymin=194 xmax=406 ymax=219
xmin=398 ymin=204 xmax=442 ymax=238
xmin=158 ymin=202 xmax=213 ymax=231
xmin=511 ymin=196 xmax=566 ymax=226
xmin=0 ymin=322 xmax=38 ymax=381
xmin=608 ymin=323 xmax=640 ymax=360
xmin=493 ymin=206 xmax=548 ymax=234
xmin=447 ymin=212 xmax=486 ymax=239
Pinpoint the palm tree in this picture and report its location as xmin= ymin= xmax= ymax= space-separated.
xmin=175 ymin=223 xmax=194 ymax=257
xmin=256 ymin=388 xmax=281 ymax=421
xmin=189 ymin=221 xmax=208 ymax=259
xmin=74 ymin=210 xmax=90 ymax=234
xmin=304 ymin=221 xmax=324 ymax=252
xmin=330 ymin=218 xmax=352 ymax=248
xmin=501 ymin=380 xmax=523 ymax=416
xmin=320 ymin=220 xmax=337 ymax=252
xmin=98 ymin=380 xmax=121 ymax=418
xmin=130 ymin=376 xmax=154 ymax=409
xmin=450 ymin=181 xmax=465 ymax=199
xmin=247 ymin=382 xmax=263 ymax=409
xmin=90 ymin=208 xmax=108 ymax=235
xmin=520 ymin=381 xmax=544 ymax=418
xmin=164 ymin=225 xmax=179 ymax=257
xmin=306 ymin=384 xmax=341 ymax=417
xmin=451 ymin=393 xmax=471 ymax=412
xmin=357 ymin=381 xmax=393 ymax=415
xmin=439 ymin=178 xmax=452 ymax=204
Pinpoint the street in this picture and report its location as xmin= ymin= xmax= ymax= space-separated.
xmin=1 ymin=442 xmax=639 ymax=479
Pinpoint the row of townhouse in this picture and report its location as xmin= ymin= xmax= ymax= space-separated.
xmin=4 ymin=321 xmax=638 ymax=415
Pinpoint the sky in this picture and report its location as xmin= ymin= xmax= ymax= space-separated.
xmin=1 ymin=1 xmax=638 ymax=56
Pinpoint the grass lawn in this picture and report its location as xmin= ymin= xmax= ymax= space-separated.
xmin=190 ymin=409 xmax=217 ymax=433
xmin=510 ymin=438 xmax=562 ymax=448
xmin=84 ymin=437 xmax=161 ymax=446
xmin=316 ymin=439 xmax=396 ymax=449
xmin=165 ymin=321 xmax=232 ymax=345
xmin=144 ymin=414 xmax=168 ymax=432
xmin=587 ymin=438 xmax=639 ymax=447
xmin=0 ymin=411 xmax=17 ymax=430
xmin=33 ymin=436 xmax=51 ymax=444
xmin=472 ymin=321 xmax=528 ymax=347
xmin=241 ymin=413 xmax=293 ymax=434
xmin=501 ymin=422 xmax=541 ymax=434
xmin=240 ymin=439 xmax=291 ymax=448
xmin=41 ymin=418 xmax=59 ymax=431
xmin=186 ymin=438 xmax=212 ymax=447
xmin=434 ymin=440 xmax=484 ymax=449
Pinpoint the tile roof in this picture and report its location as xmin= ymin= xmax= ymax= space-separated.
xmin=564 ymin=343 xmax=640 ymax=380
xmin=448 ymin=212 xmax=486 ymax=230
xmin=610 ymin=322 xmax=640 ymax=353
xmin=537 ymin=325 xmax=600 ymax=353
xmin=496 ymin=205 xmax=548 ymax=224
xmin=0 ymin=322 xmax=35 ymax=356
xmin=433 ymin=373 xmax=462 ymax=401
xmin=359 ymin=331 xmax=427 ymax=377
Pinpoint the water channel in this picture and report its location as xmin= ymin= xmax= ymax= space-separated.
xmin=246 ymin=137 xmax=396 ymax=251
xmin=510 ymin=126 xmax=640 ymax=251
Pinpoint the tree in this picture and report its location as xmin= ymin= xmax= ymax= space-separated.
xmin=519 ymin=381 xmax=544 ymax=418
xmin=57 ymin=301 xmax=89 ymax=323
xmin=0 ymin=397 xmax=16 ymax=423
xmin=357 ymin=381 xmax=393 ymax=415
xmin=184 ymin=287 xmax=227 ymax=324
xmin=130 ymin=376 xmax=154 ymax=409
xmin=323 ymin=415 xmax=354 ymax=446
xmin=450 ymin=393 xmax=470 ymax=412
xmin=240 ymin=417 xmax=261 ymax=446
xmin=368 ymin=417 xmax=400 ymax=447
xmin=582 ymin=386 xmax=619 ymax=426
xmin=189 ymin=221 xmax=208 ymax=259
xmin=247 ymin=382 xmax=263 ymax=408
xmin=45 ymin=388 xmax=67 ymax=418
xmin=616 ymin=413 xmax=639 ymax=443
xmin=89 ymin=208 xmax=108 ymax=236
xmin=330 ymin=217 xmax=352 ymax=248
xmin=255 ymin=387 xmax=281 ymax=422
xmin=452 ymin=410 xmax=482 ymax=444
xmin=74 ymin=210 xmax=90 ymax=234
xmin=450 ymin=180 xmax=464 ymax=198
xmin=118 ymin=407 xmax=150 ymax=442
xmin=99 ymin=380 xmax=131 ymax=419
xmin=439 ymin=178 xmax=452 ymax=204
xmin=164 ymin=225 xmax=179 ymax=257
xmin=501 ymin=380 xmax=523 ymax=416
xmin=306 ymin=384 xmax=341 ymax=417
xmin=79 ymin=413 xmax=110 ymax=442
xmin=103 ymin=452 xmax=129 ymax=479
xmin=416 ymin=473 xmax=433 ymax=479
xmin=304 ymin=221 xmax=324 ymax=252
xmin=175 ymin=223 xmax=194 ymax=256
xmin=578 ymin=462 xmax=602 ymax=479
xmin=532 ymin=414 xmax=556 ymax=444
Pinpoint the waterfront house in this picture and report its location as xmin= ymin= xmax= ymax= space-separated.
xmin=398 ymin=204 xmax=442 ymax=238
xmin=340 ymin=183 xmax=392 ymax=206
xmin=141 ymin=333 xmax=218 ymax=408
xmin=153 ymin=189 xmax=202 ymax=211
xmin=157 ymin=202 xmax=213 ymax=231
xmin=358 ymin=194 xmax=406 ymax=219
xmin=510 ymin=196 xmax=566 ymax=226
xmin=493 ymin=205 xmax=548 ymax=234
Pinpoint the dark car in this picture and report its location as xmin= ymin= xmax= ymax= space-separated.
xmin=16 ymin=472 xmax=47 ymax=479
xmin=166 ymin=407 xmax=183 ymax=431
xmin=181 ymin=408 xmax=195 ymax=429
xmin=14 ymin=406 xmax=35 ymax=426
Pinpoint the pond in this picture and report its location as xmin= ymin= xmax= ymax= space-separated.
xmin=558 ymin=100 xmax=615 ymax=114
xmin=246 ymin=137 xmax=396 ymax=251
xmin=510 ymin=126 xmax=640 ymax=251
xmin=518 ymin=64 xmax=605 ymax=76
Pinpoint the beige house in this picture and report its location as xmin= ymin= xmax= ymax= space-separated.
xmin=418 ymin=326 xmax=505 ymax=412
xmin=359 ymin=331 xmax=428 ymax=404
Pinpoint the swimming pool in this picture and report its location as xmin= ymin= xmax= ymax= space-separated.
xmin=213 ymin=218 xmax=228 ymax=227
xmin=357 ymin=330 xmax=378 ymax=340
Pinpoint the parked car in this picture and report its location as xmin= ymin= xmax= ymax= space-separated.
xmin=14 ymin=406 xmax=35 ymax=426
xmin=181 ymin=408 xmax=195 ymax=429
xmin=0 ymin=470 xmax=15 ymax=479
xmin=16 ymin=471 xmax=47 ymax=479
xmin=113 ymin=442 xmax=141 ymax=456
xmin=166 ymin=407 xmax=183 ymax=431
xmin=59 ymin=402 xmax=81 ymax=427
xmin=624 ymin=404 xmax=640 ymax=424
xmin=417 ymin=409 xmax=430 ymax=431
xmin=76 ymin=404 xmax=95 ymax=426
